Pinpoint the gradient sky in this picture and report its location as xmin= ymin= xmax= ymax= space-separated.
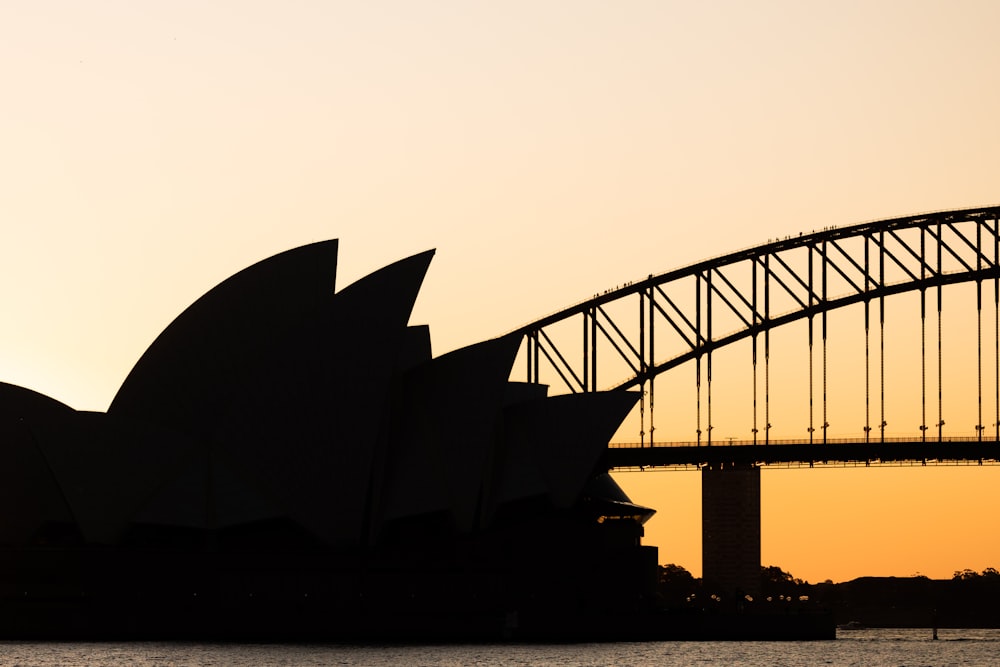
xmin=3 ymin=1 xmax=999 ymax=583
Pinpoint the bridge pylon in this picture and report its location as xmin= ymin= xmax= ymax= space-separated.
xmin=702 ymin=462 xmax=761 ymax=598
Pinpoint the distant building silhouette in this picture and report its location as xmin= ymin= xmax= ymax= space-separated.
xmin=0 ymin=241 xmax=663 ymax=640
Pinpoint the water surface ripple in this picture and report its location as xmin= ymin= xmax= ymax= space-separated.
xmin=1 ymin=628 xmax=997 ymax=666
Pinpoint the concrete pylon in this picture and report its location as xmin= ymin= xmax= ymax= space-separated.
xmin=702 ymin=463 xmax=761 ymax=598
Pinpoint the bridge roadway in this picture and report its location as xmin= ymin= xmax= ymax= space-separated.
xmin=606 ymin=436 xmax=1000 ymax=469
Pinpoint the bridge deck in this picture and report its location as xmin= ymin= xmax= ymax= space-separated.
xmin=606 ymin=438 xmax=1000 ymax=469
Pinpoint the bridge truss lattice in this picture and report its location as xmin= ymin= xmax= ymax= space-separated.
xmin=513 ymin=206 xmax=1000 ymax=447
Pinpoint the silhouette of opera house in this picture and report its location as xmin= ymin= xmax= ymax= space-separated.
xmin=0 ymin=241 xmax=661 ymax=640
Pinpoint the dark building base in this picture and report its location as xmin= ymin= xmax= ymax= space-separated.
xmin=0 ymin=600 xmax=836 ymax=642
xmin=0 ymin=546 xmax=833 ymax=642
xmin=0 ymin=602 xmax=836 ymax=642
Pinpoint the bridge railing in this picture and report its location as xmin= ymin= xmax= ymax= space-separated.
xmin=609 ymin=435 xmax=1000 ymax=448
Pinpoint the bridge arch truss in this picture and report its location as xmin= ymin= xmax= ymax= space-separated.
xmin=513 ymin=206 xmax=1000 ymax=447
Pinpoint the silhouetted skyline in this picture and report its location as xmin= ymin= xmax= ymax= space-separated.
xmin=3 ymin=1 xmax=1000 ymax=584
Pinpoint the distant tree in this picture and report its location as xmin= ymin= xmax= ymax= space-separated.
xmin=657 ymin=564 xmax=698 ymax=604
xmin=761 ymin=565 xmax=794 ymax=584
xmin=760 ymin=565 xmax=806 ymax=599
xmin=953 ymin=568 xmax=981 ymax=581
xmin=659 ymin=563 xmax=695 ymax=585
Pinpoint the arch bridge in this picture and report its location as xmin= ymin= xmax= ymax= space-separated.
xmin=514 ymin=205 xmax=1000 ymax=460
xmin=509 ymin=205 xmax=1000 ymax=594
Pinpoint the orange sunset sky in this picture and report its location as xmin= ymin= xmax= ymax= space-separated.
xmin=3 ymin=1 xmax=999 ymax=583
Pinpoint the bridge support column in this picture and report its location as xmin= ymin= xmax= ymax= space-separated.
xmin=702 ymin=463 xmax=761 ymax=598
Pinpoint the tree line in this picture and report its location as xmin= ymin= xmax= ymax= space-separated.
xmin=657 ymin=564 xmax=1000 ymax=627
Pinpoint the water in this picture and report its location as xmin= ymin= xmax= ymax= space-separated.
xmin=1 ymin=628 xmax=997 ymax=666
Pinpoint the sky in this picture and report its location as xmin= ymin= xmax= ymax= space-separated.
xmin=3 ymin=1 xmax=1000 ymax=583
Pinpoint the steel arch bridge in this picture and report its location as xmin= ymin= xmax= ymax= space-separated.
xmin=511 ymin=205 xmax=1000 ymax=455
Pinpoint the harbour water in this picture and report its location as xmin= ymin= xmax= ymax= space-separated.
xmin=1 ymin=628 xmax=998 ymax=666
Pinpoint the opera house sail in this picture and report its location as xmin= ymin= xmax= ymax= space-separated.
xmin=0 ymin=242 xmax=659 ymax=640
